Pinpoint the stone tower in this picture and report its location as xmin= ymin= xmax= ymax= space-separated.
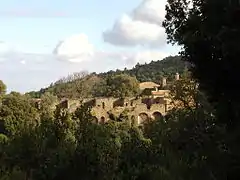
xmin=175 ymin=72 xmax=179 ymax=80
xmin=162 ymin=77 xmax=167 ymax=87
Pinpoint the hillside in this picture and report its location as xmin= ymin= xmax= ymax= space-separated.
xmin=99 ymin=55 xmax=187 ymax=83
xmin=27 ymin=55 xmax=187 ymax=98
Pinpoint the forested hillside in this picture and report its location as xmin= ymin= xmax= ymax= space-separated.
xmin=27 ymin=55 xmax=186 ymax=99
xmin=99 ymin=55 xmax=187 ymax=82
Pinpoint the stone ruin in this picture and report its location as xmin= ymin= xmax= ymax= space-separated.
xmin=56 ymin=95 xmax=170 ymax=126
xmin=34 ymin=73 xmax=181 ymax=126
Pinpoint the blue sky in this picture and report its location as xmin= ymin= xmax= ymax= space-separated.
xmin=0 ymin=0 xmax=179 ymax=93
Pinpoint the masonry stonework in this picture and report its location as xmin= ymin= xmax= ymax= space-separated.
xmin=35 ymin=73 xmax=181 ymax=125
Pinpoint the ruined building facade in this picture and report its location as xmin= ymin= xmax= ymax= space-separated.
xmin=53 ymin=73 xmax=180 ymax=126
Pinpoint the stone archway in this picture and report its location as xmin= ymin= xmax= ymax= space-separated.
xmin=152 ymin=111 xmax=163 ymax=120
xmin=131 ymin=115 xmax=136 ymax=126
xmin=100 ymin=116 xmax=105 ymax=124
xmin=92 ymin=116 xmax=98 ymax=124
xmin=138 ymin=112 xmax=149 ymax=125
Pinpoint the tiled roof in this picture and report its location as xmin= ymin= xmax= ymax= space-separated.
xmin=32 ymin=98 xmax=41 ymax=102
xmin=151 ymin=90 xmax=170 ymax=96
xmin=139 ymin=82 xmax=160 ymax=90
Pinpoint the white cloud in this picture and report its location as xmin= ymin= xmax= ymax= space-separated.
xmin=0 ymin=31 xmax=173 ymax=92
xmin=53 ymin=34 xmax=95 ymax=63
xmin=103 ymin=14 xmax=166 ymax=47
xmin=20 ymin=60 xmax=26 ymax=64
xmin=0 ymin=41 xmax=10 ymax=53
xmin=0 ymin=50 xmax=53 ymax=65
xmin=0 ymin=42 xmax=19 ymax=63
xmin=1 ymin=34 xmax=170 ymax=69
xmin=52 ymin=33 xmax=169 ymax=67
xmin=0 ymin=41 xmax=15 ymax=60
xmin=103 ymin=0 xmax=167 ymax=47
xmin=132 ymin=0 xmax=166 ymax=25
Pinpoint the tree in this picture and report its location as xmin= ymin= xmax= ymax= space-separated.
xmin=105 ymin=74 xmax=140 ymax=98
xmin=43 ymin=71 xmax=105 ymax=99
xmin=92 ymin=74 xmax=140 ymax=98
xmin=39 ymin=92 xmax=58 ymax=118
xmin=0 ymin=93 xmax=39 ymax=135
xmin=82 ymin=74 xmax=103 ymax=98
xmin=0 ymin=80 xmax=6 ymax=96
xmin=65 ymin=71 xmax=89 ymax=98
xmin=163 ymin=1 xmax=240 ymax=179
xmin=26 ymin=91 xmax=41 ymax=98
xmin=56 ymin=71 xmax=89 ymax=99
xmin=91 ymin=77 xmax=108 ymax=97
xmin=168 ymin=72 xmax=211 ymax=113
xmin=163 ymin=0 xmax=240 ymax=129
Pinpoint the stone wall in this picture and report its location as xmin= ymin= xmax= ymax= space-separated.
xmin=51 ymin=95 xmax=172 ymax=125
xmin=86 ymin=96 xmax=169 ymax=125
xmin=95 ymin=98 xmax=117 ymax=110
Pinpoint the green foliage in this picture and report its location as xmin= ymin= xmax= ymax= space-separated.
xmin=0 ymin=80 xmax=7 ymax=96
xmin=38 ymin=92 xmax=58 ymax=119
xmin=92 ymin=74 xmax=139 ymax=98
xmin=168 ymin=72 xmax=211 ymax=111
xmin=0 ymin=93 xmax=39 ymax=135
xmin=100 ymin=56 xmax=186 ymax=83
xmin=163 ymin=0 xmax=240 ymax=128
xmin=97 ymin=74 xmax=140 ymax=98
xmin=26 ymin=91 xmax=41 ymax=98
xmin=144 ymin=108 xmax=226 ymax=180
xmin=0 ymin=133 xmax=8 ymax=143
xmin=163 ymin=1 xmax=240 ymax=178
xmin=141 ymin=88 xmax=153 ymax=96
xmin=0 ymin=167 xmax=25 ymax=180
xmin=1 ymin=105 xmax=77 ymax=180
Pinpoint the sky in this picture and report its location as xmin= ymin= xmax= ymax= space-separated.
xmin=0 ymin=0 xmax=180 ymax=93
